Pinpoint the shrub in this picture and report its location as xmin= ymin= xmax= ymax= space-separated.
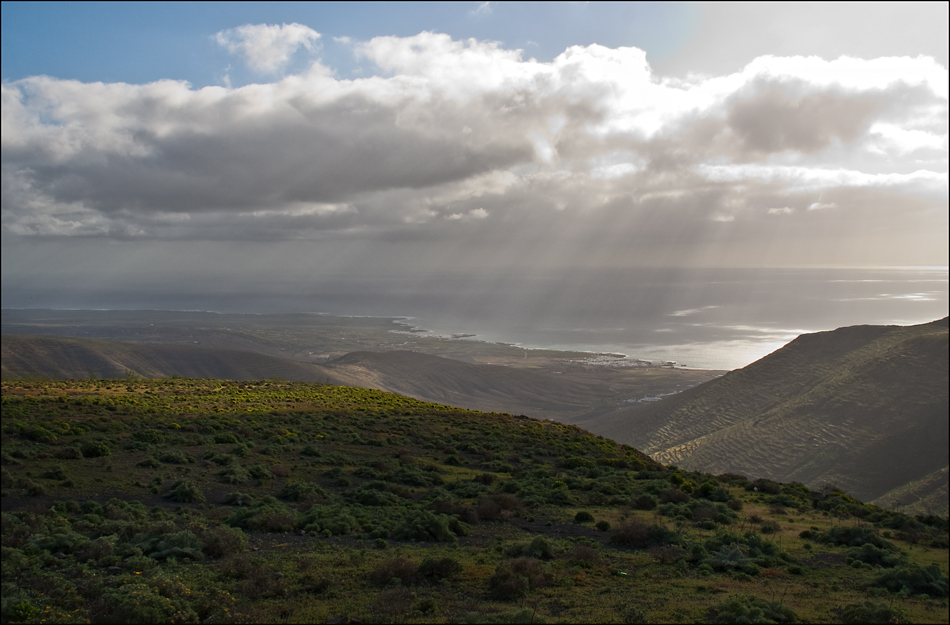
xmin=489 ymin=558 xmax=552 ymax=600
xmin=369 ymin=557 xmax=417 ymax=587
xmin=632 ymin=494 xmax=658 ymax=510
xmin=5 ymin=601 xmax=40 ymax=623
xmin=132 ymin=429 xmax=166 ymax=445
xmin=847 ymin=544 xmax=901 ymax=568
xmin=228 ymin=497 xmax=299 ymax=533
xmin=417 ymin=556 xmax=462 ymax=581
xmin=611 ymin=520 xmax=676 ymax=548
xmin=706 ymin=545 xmax=759 ymax=576
xmin=712 ymin=594 xmax=798 ymax=623
xmin=213 ymin=432 xmax=239 ymax=444
xmin=566 ymin=544 xmax=602 ymax=569
xmin=596 ymin=520 xmax=612 ymax=531
xmin=200 ymin=526 xmax=248 ymax=558
xmin=747 ymin=479 xmax=782 ymax=495
xmin=219 ymin=465 xmax=249 ymax=484
xmin=574 ymin=511 xmax=595 ymax=524
xmin=277 ymin=481 xmax=326 ymax=502
xmin=659 ymin=488 xmax=690 ymax=504
xmin=141 ymin=530 xmax=205 ymax=561
xmin=158 ymin=449 xmax=194 ymax=464
xmin=247 ymin=464 xmax=273 ymax=480
xmin=164 ymin=479 xmax=205 ymax=503
xmin=507 ymin=536 xmax=554 ymax=560
xmin=88 ymin=581 xmax=198 ymax=624
xmin=41 ymin=465 xmax=69 ymax=480
xmin=812 ymin=526 xmax=893 ymax=549
xmin=136 ymin=457 xmax=162 ymax=468
xmin=611 ymin=519 xmax=651 ymax=548
xmin=224 ymin=491 xmax=255 ymax=506
xmin=872 ymin=564 xmax=949 ymax=597
xmin=841 ymin=601 xmax=906 ymax=624
xmin=392 ymin=511 xmax=469 ymax=542
xmin=81 ymin=441 xmax=112 ymax=458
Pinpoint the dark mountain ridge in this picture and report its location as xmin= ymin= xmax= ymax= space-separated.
xmin=580 ymin=317 xmax=949 ymax=512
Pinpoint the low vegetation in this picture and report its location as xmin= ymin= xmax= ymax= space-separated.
xmin=1 ymin=378 xmax=948 ymax=623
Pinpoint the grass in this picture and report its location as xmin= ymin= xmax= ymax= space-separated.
xmin=1 ymin=378 xmax=948 ymax=623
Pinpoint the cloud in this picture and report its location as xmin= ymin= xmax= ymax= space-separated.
xmin=215 ymin=23 xmax=321 ymax=73
xmin=470 ymin=2 xmax=495 ymax=17
xmin=670 ymin=306 xmax=720 ymax=317
xmin=1 ymin=32 xmax=947 ymax=268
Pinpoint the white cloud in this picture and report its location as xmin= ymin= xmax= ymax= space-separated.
xmin=1 ymin=33 xmax=947 ymax=268
xmin=215 ymin=23 xmax=321 ymax=73
xmin=698 ymin=164 xmax=948 ymax=194
xmin=470 ymin=2 xmax=494 ymax=17
xmin=670 ymin=306 xmax=720 ymax=317
xmin=445 ymin=208 xmax=489 ymax=221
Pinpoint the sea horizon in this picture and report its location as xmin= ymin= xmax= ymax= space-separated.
xmin=4 ymin=266 xmax=947 ymax=370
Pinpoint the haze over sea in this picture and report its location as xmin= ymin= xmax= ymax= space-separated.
xmin=7 ymin=266 xmax=947 ymax=371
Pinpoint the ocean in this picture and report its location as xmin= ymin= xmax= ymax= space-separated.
xmin=314 ymin=267 xmax=949 ymax=370
xmin=4 ymin=267 xmax=947 ymax=370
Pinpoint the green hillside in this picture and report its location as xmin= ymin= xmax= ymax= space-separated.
xmin=2 ymin=332 xmax=722 ymax=422
xmin=0 ymin=335 xmax=326 ymax=382
xmin=2 ymin=378 xmax=947 ymax=623
xmin=584 ymin=318 xmax=949 ymax=512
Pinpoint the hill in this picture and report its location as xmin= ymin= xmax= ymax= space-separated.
xmin=2 ymin=333 xmax=721 ymax=422
xmin=1 ymin=378 xmax=947 ymax=623
xmin=582 ymin=318 xmax=949 ymax=513
xmin=324 ymin=350 xmax=609 ymax=415
xmin=0 ymin=334 xmax=327 ymax=382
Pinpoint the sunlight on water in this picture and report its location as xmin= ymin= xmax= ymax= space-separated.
xmin=4 ymin=267 xmax=947 ymax=371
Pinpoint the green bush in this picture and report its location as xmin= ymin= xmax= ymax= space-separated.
xmin=158 ymin=449 xmax=194 ymax=464
xmin=632 ymin=494 xmax=658 ymax=510
xmin=140 ymin=530 xmax=205 ymax=561
xmin=392 ymin=510 xmax=469 ymax=542
xmin=41 ymin=465 xmax=69 ymax=480
xmin=81 ymin=440 xmax=112 ymax=458
xmin=132 ymin=429 xmax=166 ymax=446
xmin=200 ymin=526 xmax=248 ymax=558
xmin=165 ymin=479 xmax=205 ymax=503
xmin=507 ymin=536 xmax=554 ymax=560
xmin=713 ymin=594 xmax=798 ymax=623
xmin=417 ymin=556 xmax=462 ymax=581
xmin=841 ymin=601 xmax=906 ymax=624
xmin=223 ymin=491 xmax=256 ymax=506
xmin=88 ymin=581 xmax=198 ymax=624
xmin=277 ymin=481 xmax=326 ymax=502
xmin=489 ymin=558 xmax=552 ymax=600
xmin=369 ymin=557 xmax=417 ymax=587
xmin=847 ymin=544 xmax=902 ymax=568
xmin=228 ymin=497 xmax=299 ymax=533
xmin=247 ymin=463 xmax=273 ymax=480
xmin=872 ymin=563 xmax=949 ymax=597
xmin=218 ymin=465 xmax=249 ymax=484
xmin=574 ymin=510 xmax=595 ymax=524
xmin=4 ymin=601 xmax=40 ymax=623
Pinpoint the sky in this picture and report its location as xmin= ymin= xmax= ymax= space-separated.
xmin=2 ymin=1 xmax=948 ymax=306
